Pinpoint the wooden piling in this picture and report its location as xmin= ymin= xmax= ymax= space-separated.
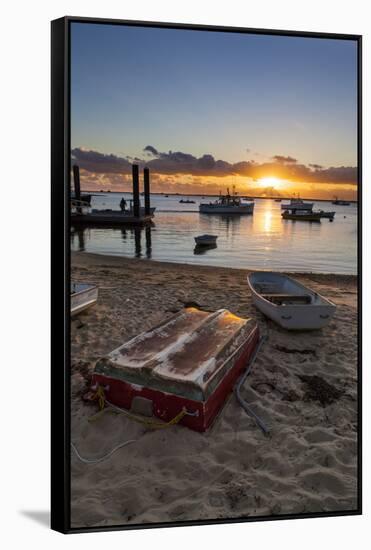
xmin=132 ymin=164 xmax=140 ymax=218
xmin=73 ymin=165 xmax=81 ymax=213
xmin=144 ymin=167 xmax=151 ymax=216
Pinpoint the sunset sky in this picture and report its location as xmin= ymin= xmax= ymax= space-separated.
xmin=71 ymin=22 xmax=358 ymax=199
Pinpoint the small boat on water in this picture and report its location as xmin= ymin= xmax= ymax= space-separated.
xmin=200 ymin=188 xmax=254 ymax=215
xmin=247 ymin=272 xmax=336 ymax=330
xmin=282 ymin=209 xmax=322 ymax=221
xmin=318 ymin=210 xmax=336 ymax=220
xmin=179 ymin=199 xmax=196 ymax=204
xmin=281 ymin=198 xmax=314 ymax=210
xmin=71 ymin=283 xmax=98 ymax=316
xmin=194 ymin=243 xmax=217 ymax=255
xmin=194 ymin=234 xmax=218 ymax=246
xmin=71 ymin=191 xmax=93 ymax=205
xmin=332 ymin=196 xmax=350 ymax=206
xmin=274 ymin=198 xmax=282 ymax=202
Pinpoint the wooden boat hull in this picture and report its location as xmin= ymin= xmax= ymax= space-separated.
xmin=71 ymin=283 xmax=98 ymax=316
xmin=247 ymin=272 xmax=336 ymax=330
xmin=199 ymin=204 xmax=254 ymax=214
xmin=282 ymin=212 xmax=321 ymax=221
xmin=92 ymin=308 xmax=259 ymax=431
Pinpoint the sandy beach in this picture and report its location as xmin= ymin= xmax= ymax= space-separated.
xmin=70 ymin=251 xmax=358 ymax=528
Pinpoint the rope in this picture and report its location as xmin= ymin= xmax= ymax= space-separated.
xmin=89 ymin=387 xmax=188 ymax=429
xmin=235 ymin=334 xmax=270 ymax=435
xmin=92 ymin=385 xmax=106 ymax=411
xmin=71 ymin=439 xmax=138 ymax=465
xmin=72 ymin=401 xmax=188 ymax=464
xmin=90 ymin=400 xmax=187 ymax=429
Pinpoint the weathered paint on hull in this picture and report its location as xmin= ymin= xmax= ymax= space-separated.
xmin=92 ymin=325 xmax=259 ymax=432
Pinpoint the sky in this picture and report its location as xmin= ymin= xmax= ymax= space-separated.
xmin=71 ymin=22 xmax=358 ymax=198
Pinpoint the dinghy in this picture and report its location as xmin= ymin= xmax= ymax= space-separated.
xmin=247 ymin=272 xmax=336 ymax=330
xmin=92 ymin=307 xmax=259 ymax=432
xmin=194 ymin=234 xmax=218 ymax=246
xmin=71 ymin=283 xmax=98 ymax=316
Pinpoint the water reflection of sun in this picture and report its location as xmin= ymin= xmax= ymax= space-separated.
xmin=264 ymin=210 xmax=272 ymax=232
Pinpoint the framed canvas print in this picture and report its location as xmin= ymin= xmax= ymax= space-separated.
xmin=51 ymin=16 xmax=362 ymax=533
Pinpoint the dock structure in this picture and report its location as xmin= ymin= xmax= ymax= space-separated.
xmin=132 ymin=164 xmax=140 ymax=218
xmin=72 ymin=164 xmax=82 ymax=213
xmin=144 ymin=167 xmax=151 ymax=216
xmin=71 ymin=163 xmax=154 ymax=227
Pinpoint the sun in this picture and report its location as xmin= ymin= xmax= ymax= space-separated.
xmin=258 ymin=176 xmax=282 ymax=188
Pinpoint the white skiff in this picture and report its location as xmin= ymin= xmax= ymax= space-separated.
xmin=247 ymin=272 xmax=336 ymax=330
xmin=71 ymin=283 xmax=98 ymax=316
xmin=194 ymin=234 xmax=218 ymax=246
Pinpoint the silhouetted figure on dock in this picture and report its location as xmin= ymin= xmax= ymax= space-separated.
xmin=120 ymin=197 xmax=127 ymax=211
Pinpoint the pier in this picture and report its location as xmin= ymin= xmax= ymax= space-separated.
xmin=71 ymin=163 xmax=154 ymax=227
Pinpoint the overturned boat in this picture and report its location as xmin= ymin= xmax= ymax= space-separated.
xmin=247 ymin=272 xmax=336 ymax=330
xmin=71 ymin=283 xmax=98 ymax=316
xmin=92 ymin=307 xmax=259 ymax=432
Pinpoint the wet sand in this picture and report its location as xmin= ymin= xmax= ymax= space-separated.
xmin=70 ymin=252 xmax=358 ymax=528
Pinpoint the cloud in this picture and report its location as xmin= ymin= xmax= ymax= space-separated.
xmin=272 ymin=155 xmax=298 ymax=164
xmin=71 ymin=148 xmax=132 ymax=174
xmin=72 ymin=146 xmax=357 ymax=186
xmin=143 ymin=145 xmax=159 ymax=156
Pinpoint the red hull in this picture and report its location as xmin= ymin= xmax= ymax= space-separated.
xmin=92 ymin=325 xmax=259 ymax=432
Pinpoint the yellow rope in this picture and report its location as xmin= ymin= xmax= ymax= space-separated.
xmin=114 ymin=406 xmax=187 ymax=429
xmin=89 ymin=385 xmax=187 ymax=429
xmin=91 ymin=385 xmax=106 ymax=411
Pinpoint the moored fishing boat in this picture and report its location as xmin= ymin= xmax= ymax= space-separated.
xmin=281 ymin=198 xmax=314 ymax=210
xmin=71 ymin=283 xmax=98 ymax=316
xmin=332 ymin=196 xmax=350 ymax=206
xmin=247 ymin=272 xmax=336 ymax=330
xmin=318 ymin=210 xmax=336 ymax=219
xmin=199 ymin=188 xmax=254 ymax=215
xmin=282 ymin=209 xmax=322 ymax=221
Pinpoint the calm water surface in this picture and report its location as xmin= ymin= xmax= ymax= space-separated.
xmin=71 ymin=194 xmax=357 ymax=274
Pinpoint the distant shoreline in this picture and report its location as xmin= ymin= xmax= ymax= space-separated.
xmin=79 ymin=191 xmax=357 ymax=204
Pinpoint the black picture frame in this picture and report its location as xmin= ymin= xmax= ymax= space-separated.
xmin=51 ymin=16 xmax=362 ymax=534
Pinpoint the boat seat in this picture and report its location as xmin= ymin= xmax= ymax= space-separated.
xmin=261 ymin=294 xmax=312 ymax=304
xmin=255 ymin=283 xmax=281 ymax=293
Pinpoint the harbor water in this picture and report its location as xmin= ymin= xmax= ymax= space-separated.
xmin=70 ymin=194 xmax=357 ymax=274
